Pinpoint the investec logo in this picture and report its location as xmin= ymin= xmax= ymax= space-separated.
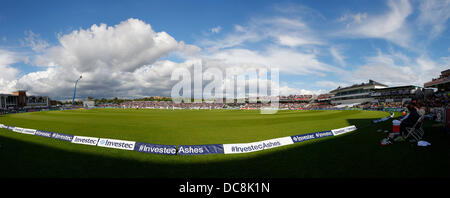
xmin=315 ymin=131 xmax=333 ymax=138
xmin=21 ymin=128 xmax=37 ymax=135
xmin=332 ymin=126 xmax=357 ymax=136
xmin=292 ymin=134 xmax=315 ymax=142
xmin=12 ymin=127 xmax=23 ymax=133
xmin=137 ymin=143 xmax=177 ymax=155
xmin=292 ymin=131 xmax=334 ymax=143
xmin=97 ymin=138 xmax=136 ymax=150
xmin=35 ymin=130 xmax=53 ymax=137
xmin=51 ymin=132 xmax=73 ymax=141
xmin=224 ymin=136 xmax=294 ymax=154
xmin=230 ymin=141 xmax=282 ymax=153
xmin=72 ymin=136 xmax=99 ymax=146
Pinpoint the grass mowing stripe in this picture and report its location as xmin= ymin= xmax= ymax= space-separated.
xmin=1 ymin=109 xmax=389 ymax=145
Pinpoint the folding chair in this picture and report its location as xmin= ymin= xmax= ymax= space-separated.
xmin=403 ymin=115 xmax=425 ymax=142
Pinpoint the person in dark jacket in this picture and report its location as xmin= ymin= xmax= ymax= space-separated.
xmin=400 ymin=104 xmax=420 ymax=138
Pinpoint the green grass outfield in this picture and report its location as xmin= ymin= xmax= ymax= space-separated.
xmin=0 ymin=109 xmax=449 ymax=178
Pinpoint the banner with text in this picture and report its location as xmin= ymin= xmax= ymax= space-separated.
xmin=291 ymin=130 xmax=333 ymax=143
xmin=223 ymin=137 xmax=294 ymax=154
xmin=134 ymin=142 xmax=177 ymax=155
xmin=97 ymin=138 xmax=136 ymax=150
xmin=0 ymin=123 xmax=359 ymax=156
xmin=72 ymin=136 xmax=100 ymax=146
xmin=177 ymin=144 xmax=224 ymax=155
xmin=331 ymin=125 xmax=357 ymax=136
xmin=12 ymin=127 xmax=24 ymax=133
xmin=21 ymin=128 xmax=37 ymax=135
xmin=35 ymin=130 xmax=53 ymax=138
xmin=51 ymin=132 xmax=74 ymax=142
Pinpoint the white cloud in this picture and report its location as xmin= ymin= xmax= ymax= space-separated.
xmin=0 ymin=49 xmax=20 ymax=82
xmin=272 ymin=3 xmax=326 ymax=20
xmin=316 ymin=80 xmax=348 ymax=89
xmin=23 ymin=30 xmax=50 ymax=52
xmin=201 ymin=16 xmax=324 ymax=51
xmin=0 ymin=78 xmax=18 ymax=94
xmin=339 ymin=12 xmax=367 ymax=28
xmin=210 ymin=26 xmax=222 ymax=34
xmin=198 ymin=14 xmax=337 ymax=77
xmin=329 ymin=46 xmax=346 ymax=66
xmin=414 ymin=55 xmax=446 ymax=84
xmin=35 ymin=18 xmax=184 ymax=73
xmin=277 ymin=35 xmax=323 ymax=47
xmin=208 ymin=47 xmax=342 ymax=77
xmin=416 ymin=56 xmax=436 ymax=71
xmin=3 ymin=18 xmax=322 ymax=99
xmin=279 ymin=85 xmax=326 ymax=96
xmin=200 ymin=25 xmax=260 ymax=51
xmin=353 ymin=64 xmax=417 ymax=86
xmin=337 ymin=0 xmax=413 ymax=48
xmin=351 ymin=51 xmax=447 ymax=87
xmin=0 ymin=49 xmax=21 ymax=93
xmin=417 ymin=0 xmax=450 ymax=38
xmin=16 ymin=58 xmax=199 ymax=99
xmin=10 ymin=18 xmax=199 ymax=98
xmin=234 ymin=25 xmax=245 ymax=32
xmin=176 ymin=41 xmax=202 ymax=57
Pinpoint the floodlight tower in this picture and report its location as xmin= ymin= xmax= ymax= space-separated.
xmin=72 ymin=75 xmax=82 ymax=105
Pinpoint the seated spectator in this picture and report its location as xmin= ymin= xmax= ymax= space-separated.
xmin=416 ymin=101 xmax=426 ymax=118
xmin=399 ymin=104 xmax=421 ymax=138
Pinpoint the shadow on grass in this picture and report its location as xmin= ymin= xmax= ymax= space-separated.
xmin=0 ymin=115 xmax=449 ymax=178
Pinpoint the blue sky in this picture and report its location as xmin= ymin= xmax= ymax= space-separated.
xmin=0 ymin=0 xmax=449 ymax=99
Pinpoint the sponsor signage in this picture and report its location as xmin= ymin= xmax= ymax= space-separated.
xmin=35 ymin=130 xmax=53 ymax=138
xmin=51 ymin=132 xmax=74 ymax=142
xmin=0 ymin=124 xmax=9 ymax=130
xmin=223 ymin=142 xmax=264 ymax=154
xmin=291 ymin=130 xmax=334 ymax=143
xmin=21 ymin=128 xmax=37 ymax=135
xmin=97 ymin=138 xmax=136 ymax=150
xmin=12 ymin=127 xmax=23 ymax=133
xmin=223 ymin=137 xmax=293 ymax=154
xmin=177 ymin=144 xmax=224 ymax=155
xmin=72 ymin=136 xmax=99 ymax=146
xmin=291 ymin=133 xmax=316 ymax=143
xmin=134 ymin=142 xmax=177 ymax=155
xmin=2 ymin=123 xmax=360 ymax=156
xmin=314 ymin=130 xmax=334 ymax=138
xmin=331 ymin=125 xmax=357 ymax=136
